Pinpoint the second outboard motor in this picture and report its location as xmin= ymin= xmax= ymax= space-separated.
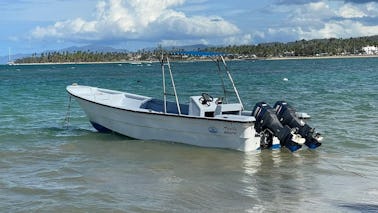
xmin=252 ymin=102 xmax=304 ymax=152
xmin=274 ymin=101 xmax=322 ymax=149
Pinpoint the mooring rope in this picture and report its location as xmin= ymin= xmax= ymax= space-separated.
xmin=63 ymin=95 xmax=72 ymax=129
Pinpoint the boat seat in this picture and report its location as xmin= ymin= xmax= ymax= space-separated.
xmin=140 ymin=99 xmax=189 ymax=115
xmin=214 ymin=103 xmax=243 ymax=115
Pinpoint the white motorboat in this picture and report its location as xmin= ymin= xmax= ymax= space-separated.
xmin=67 ymin=52 xmax=322 ymax=152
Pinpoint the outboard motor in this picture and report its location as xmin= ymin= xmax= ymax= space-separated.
xmin=274 ymin=101 xmax=322 ymax=149
xmin=252 ymin=102 xmax=304 ymax=152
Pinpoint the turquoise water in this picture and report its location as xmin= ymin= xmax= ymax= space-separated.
xmin=0 ymin=58 xmax=377 ymax=212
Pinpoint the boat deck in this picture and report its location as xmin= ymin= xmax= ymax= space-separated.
xmin=140 ymin=99 xmax=189 ymax=115
xmin=67 ymin=84 xmax=255 ymax=122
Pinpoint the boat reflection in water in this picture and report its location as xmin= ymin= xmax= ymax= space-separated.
xmin=240 ymin=150 xmax=321 ymax=212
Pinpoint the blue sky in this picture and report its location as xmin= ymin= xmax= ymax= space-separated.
xmin=1 ymin=0 xmax=378 ymax=56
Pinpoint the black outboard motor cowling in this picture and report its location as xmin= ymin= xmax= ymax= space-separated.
xmin=252 ymin=102 xmax=302 ymax=152
xmin=274 ymin=101 xmax=321 ymax=149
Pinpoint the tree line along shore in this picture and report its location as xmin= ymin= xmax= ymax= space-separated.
xmin=14 ymin=35 xmax=378 ymax=64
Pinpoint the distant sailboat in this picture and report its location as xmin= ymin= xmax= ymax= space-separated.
xmin=7 ymin=48 xmax=15 ymax=65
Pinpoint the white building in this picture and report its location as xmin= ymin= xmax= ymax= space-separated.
xmin=362 ymin=46 xmax=378 ymax=55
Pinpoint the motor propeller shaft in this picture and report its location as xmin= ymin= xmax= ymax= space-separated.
xmin=274 ymin=101 xmax=322 ymax=149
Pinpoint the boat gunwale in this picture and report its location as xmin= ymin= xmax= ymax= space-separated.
xmin=66 ymin=88 xmax=255 ymax=124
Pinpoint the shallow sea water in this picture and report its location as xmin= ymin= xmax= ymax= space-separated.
xmin=0 ymin=58 xmax=377 ymax=212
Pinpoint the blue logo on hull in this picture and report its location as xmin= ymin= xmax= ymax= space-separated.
xmin=208 ymin=127 xmax=218 ymax=134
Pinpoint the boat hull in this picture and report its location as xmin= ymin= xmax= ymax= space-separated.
xmin=69 ymin=88 xmax=261 ymax=152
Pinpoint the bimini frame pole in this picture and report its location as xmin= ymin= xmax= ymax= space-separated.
xmin=161 ymin=54 xmax=167 ymax=113
xmin=161 ymin=54 xmax=181 ymax=115
xmin=215 ymin=58 xmax=228 ymax=103
xmin=166 ymin=56 xmax=181 ymax=115
xmin=220 ymin=55 xmax=244 ymax=110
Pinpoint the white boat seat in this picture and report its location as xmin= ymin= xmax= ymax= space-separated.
xmin=214 ymin=103 xmax=243 ymax=115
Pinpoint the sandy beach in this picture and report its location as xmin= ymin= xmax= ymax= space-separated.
xmin=8 ymin=54 xmax=378 ymax=65
xmin=265 ymin=54 xmax=378 ymax=60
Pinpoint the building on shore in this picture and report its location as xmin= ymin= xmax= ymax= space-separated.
xmin=362 ymin=46 xmax=378 ymax=55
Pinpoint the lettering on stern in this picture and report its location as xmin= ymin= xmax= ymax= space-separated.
xmin=223 ymin=126 xmax=237 ymax=135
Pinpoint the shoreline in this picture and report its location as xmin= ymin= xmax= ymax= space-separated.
xmin=264 ymin=54 xmax=378 ymax=61
xmin=6 ymin=54 xmax=378 ymax=65
xmin=8 ymin=60 xmax=158 ymax=66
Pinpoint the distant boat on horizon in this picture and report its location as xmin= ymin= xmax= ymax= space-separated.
xmin=7 ymin=47 xmax=15 ymax=65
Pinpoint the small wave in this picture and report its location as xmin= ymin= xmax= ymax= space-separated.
xmin=340 ymin=203 xmax=378 ymax=212
xmin=160 ymin=176 xmax=183 ymax=184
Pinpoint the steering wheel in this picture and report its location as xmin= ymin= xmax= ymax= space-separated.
xmin=199 ymin=93 xmax=213 ymax=106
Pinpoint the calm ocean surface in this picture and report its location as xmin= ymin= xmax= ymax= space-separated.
xmin=0 ymin=58 xmax=377 ymax=212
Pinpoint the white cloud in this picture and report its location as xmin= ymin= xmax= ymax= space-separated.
xmin=289 ymin=2 xmax=335 ymax=25
xmin=263 ymin=18 xmax=378 ymax=43
xmin=30 ymin=0 xmax=241 ymax=46
xmin=338 ymin=4 xmax=367 ymax=18
xmin=365 ymin=2 xmax=378 ymax=15
xmin=263 ymin=1 xmax=378 ymax=42
xmin=292 ymin=20 xmax=378 ymax=40
xmin=32 ymin=18 xmax=97 ymax=39
xmin=223 ymin=34 xmax=252 ymax=45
